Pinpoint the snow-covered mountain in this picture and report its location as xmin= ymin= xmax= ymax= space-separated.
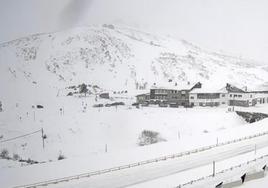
xmin=0 ymin=24 xmax=268 ymax=103
xmin=2 ymin=25 xmax=268 ymax=185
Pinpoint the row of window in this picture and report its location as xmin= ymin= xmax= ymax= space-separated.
xmin=197 ymin=93 xmax=220 ymax=99
xmin=154 ymin=95 xmax=187 ymax=100
xmin=190 ymin=94 xmax=253 ymax=99
xmin=229 ymin=94 xmax=253 ymax=98
xmin=154 ymin=93 xmax=256 ymax=100
xmin=154 ymin=89 xmax=186 ymax=94
xmin=154 ymin=95 xmax=167 ymax=100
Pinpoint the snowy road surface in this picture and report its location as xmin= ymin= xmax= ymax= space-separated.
xmin=14 ymin=133 xmax=268 ymax=188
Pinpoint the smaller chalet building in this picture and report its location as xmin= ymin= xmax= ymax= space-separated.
xmin=189 ymin=87 xmax=228 ymax=107
xmin=190 ymin=83 xmax=257 ymax=107
xmin=226 ymin=84 xmax=256 ymax=107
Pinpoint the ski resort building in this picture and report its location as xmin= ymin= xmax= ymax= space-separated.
xmin=148 ymin=82 xmax=202 ymax=107
xmin=136 ymin=82 xmax=268 ymax=108
xmin=136 ymin=82 xmax=201 ymax=107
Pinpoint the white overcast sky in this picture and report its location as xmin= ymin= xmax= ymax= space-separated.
xmin=0 ymin=0 xmax=268 ymax=64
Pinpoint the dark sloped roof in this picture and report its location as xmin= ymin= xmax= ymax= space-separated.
xmin=226 ymin=83 xmax=245 ymax=93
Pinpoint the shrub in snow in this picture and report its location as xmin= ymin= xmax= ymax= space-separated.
xmin=79 ymin=83 xmax=88 ymax=96
xmin=13 ymin=153 xmax=20 ymax=161
xmin=26 ymin=158 xmax=38 ymax=164
xmin=36 ymin=104 xmax=44 ymax=109
xmin=0 ymin=149 xmax=9 ymax=159
xmin=58 ymin=154 xmax=66 ymax=160
xmin=203 ymin=130 xmax=209 ymax=133
xmin=93 ymin=104 xmax=104 ymax=108
xmin=110 ymin=102 xmax=125 ymax=106
xmin=102 ymin=24 xmax=115 ymax=29
xmin=67 ymin=92 xmax=73 ymax=96
xmin=138 ymin=130 xmax=166 ymax=146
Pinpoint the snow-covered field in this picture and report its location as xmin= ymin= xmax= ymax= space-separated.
xmin=0 ymin=95 xmax=249 ymax=164
xmin=1 ymin=101 xmax=268 ymax=188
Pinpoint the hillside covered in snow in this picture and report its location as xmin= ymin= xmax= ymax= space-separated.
xmin=1 ymin=24 xmax=268 ymax=103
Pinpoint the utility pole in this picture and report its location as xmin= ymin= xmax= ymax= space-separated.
xmin=178 ymin=130 xmax=180 ymax=140
xmin=105 ymin=144 xmax=108 ymax=153
xmin=41 ymin=128 xmax=45 ymax=149
xmin=212 ymin=161 xmax=216 ymax=177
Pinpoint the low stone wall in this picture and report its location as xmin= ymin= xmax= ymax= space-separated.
xmin=235 ymin=111 xmax=268 ymax=123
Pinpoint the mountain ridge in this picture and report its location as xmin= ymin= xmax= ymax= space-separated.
xmin=0 ymin=24 xmax=268 ymax=102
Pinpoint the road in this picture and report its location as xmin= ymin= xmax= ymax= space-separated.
xmin=47 ymin=134 xmax=268 ymax=188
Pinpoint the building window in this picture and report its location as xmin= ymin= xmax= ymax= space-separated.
xmin=197 ymin=93 xmax=220 ymax=99
xmin=190 ymin=96 xmax=194 ymax=99
xmin=230 ymin=94 xmax=232 ymax=97
xmin=238 ymin=95 xmax=242 ymax=97
xmin=222 ymin=102 xmax=225 ymax=104
xmin=222 ymin=94 xmax=225 ymax=97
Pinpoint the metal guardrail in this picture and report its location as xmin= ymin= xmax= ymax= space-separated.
xmin=175 ymin=154 xmax=268 ymax=188
xmin=13 ymin=130 xmax=268 ymax=188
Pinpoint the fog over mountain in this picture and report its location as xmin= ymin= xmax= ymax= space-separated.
xmin=1 ymin=0 xmax=268 ymax=64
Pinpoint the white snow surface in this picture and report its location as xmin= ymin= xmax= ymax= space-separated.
xmin=1 ymin=25 xmax=268 ymax=188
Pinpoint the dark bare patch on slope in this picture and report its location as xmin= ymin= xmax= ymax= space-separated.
xmin=236 ymin=111 xmax=268 ymax=123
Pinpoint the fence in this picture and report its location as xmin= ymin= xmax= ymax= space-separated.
xmin=13 ymin=130 xmax=268 ymax=188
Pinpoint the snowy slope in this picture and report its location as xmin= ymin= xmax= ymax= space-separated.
xmin=0 ymin=24 xmax=268 ymax=164
xmin=1 ymin=24 xmax=268 ymax=103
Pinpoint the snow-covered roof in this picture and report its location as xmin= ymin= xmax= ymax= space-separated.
xmin=151 ymin=83 xmax=196 ymax=91
xmin=247 ymin=84 xmax=268 ymax=93
xmin=136 ymin=93 xmax=150 ymax=97
xmin=190 ymin=86 xmax=228 ymax=94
